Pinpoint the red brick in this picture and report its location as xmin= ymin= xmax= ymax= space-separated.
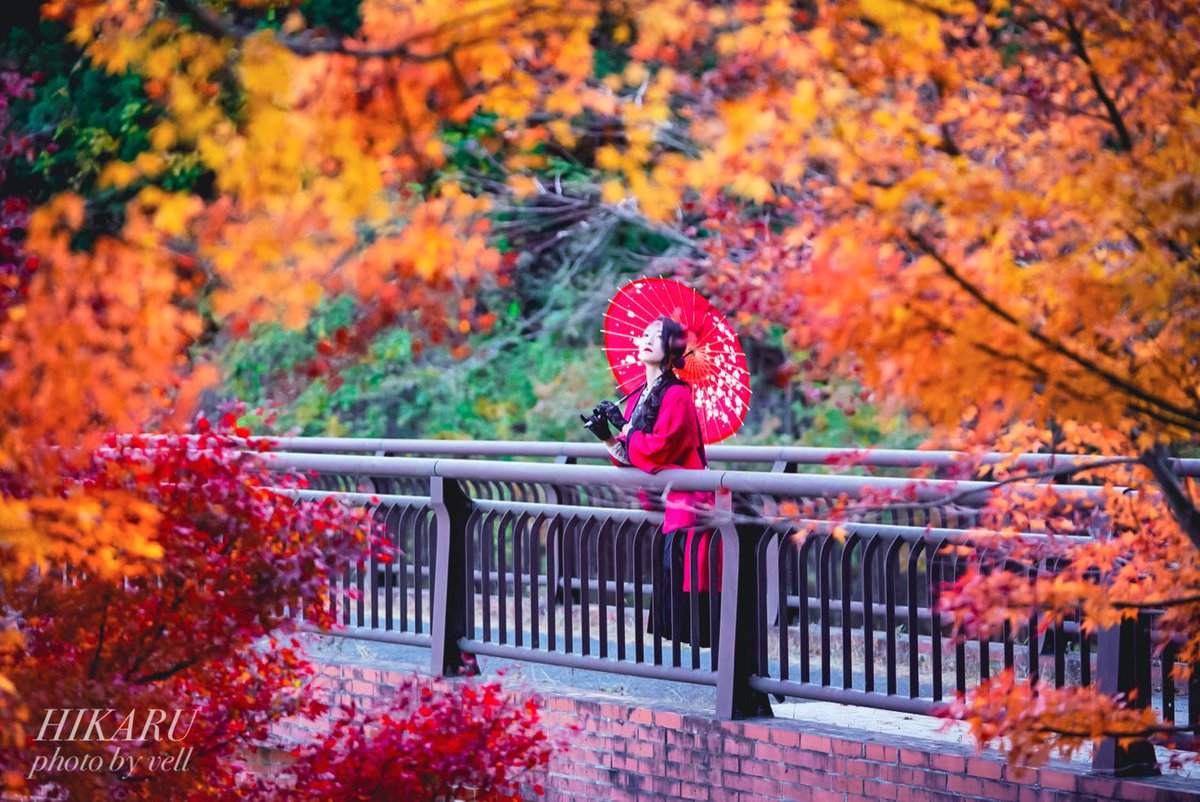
xmin=629 ymin=708 xmax=653 ymax=724
xmin=945 ymin=774 xmax=984 ymax=796
xmin=866 ymin=743 xmax=898 ymax=762
xmin=833 ymin=775 xmax=864 ymax=795
xmin=679 ymin=781 xmax=709 ymax=800
xmin=742 ymin=759 xmax=772 ymax=779
xmin=832 ymin=738 xmax=865 ymax=758
xmin=898 ymin=748 xmax=929 ymax=768
xmin=742 ymin=722 xmax=773 ymax=742
xmin=1038 ymin=770 xmax=1076 ymax=793
xmin=1018 ymin=788 xmax=1042 ymax=802
xmin=811 ymin=790 xmax=843 ymax=802
xmin=726 ymin=739 xmax=752 ymax=757
xmin=930 ymin=753 xmax=966 ymax=773
xmin=966 ymin=757 xmax=1004 ymax=780
xmin=753 ymin=742 xmax=785 ymax=762
xmin=979 ymin=780 xmax=1020 ymax=802
xmin=845 ymin=759 xmax=876 ymax=777
xmin=627 ymin=740 xmax=655 ymax=758
xmin=654 ymin=711 xmax=683 ymax=729
xmin=919 ymin=771 xmax=949 ymax=791
xmin=1111 ymin=782 xmax=1169 ymax=802
xmin=599 ymin=703 xmax=629 ymax=719
xmin=800 ymin=734 xmax=833 ymax=753
xmin=862 ymin=779 xmax=898 ymax=801
xmin=876 ymin=765 xmax=917 ymax=785
xmin=1007 ymin=766 xmax=1039 ymax=785
xmin=770 ymin=728 xmax=802 ymax=748
xmin=752 ymin=777 xmax=781 ymax=797
xmin=549 ymin=697 xmax=576 ymax=713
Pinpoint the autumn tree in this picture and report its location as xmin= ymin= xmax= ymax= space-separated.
xmin=591 ymin=0 xmax=1200 ymax=766
xmin=0 ymin=1 xmax=608 ymax=795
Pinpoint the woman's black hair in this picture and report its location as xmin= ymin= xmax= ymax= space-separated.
xmin=629 ymin=317 xmax=689 ymax=434
xmin=658 ymin=316 xmax=688 ymax=372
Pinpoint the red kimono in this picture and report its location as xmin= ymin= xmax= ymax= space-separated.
xmin=609 ymin=383 xmax=717 ymax=592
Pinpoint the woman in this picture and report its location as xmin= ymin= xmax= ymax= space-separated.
xmin=583 ymin=316 xmax=716 ymax=645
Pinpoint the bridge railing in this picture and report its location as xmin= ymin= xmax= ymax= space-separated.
xmin=268 ymin=436 xmax=1200 ymax=476
xmin=264 ymin=450 xmax=1196 ymax=774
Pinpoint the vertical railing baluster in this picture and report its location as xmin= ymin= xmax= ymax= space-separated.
xmin=884 ymin=538 xmax=903 ymax=696
xmin=598 ymin=520 xmax=610 ymax=659
xmin=430 ymin=476 xmax=474 ymax=677
xmin=579 ymin=516 xmax=592 ymax=657
xmin=906 ymin=541 xmax=924 ymax=699
xmin=529 ymin=514 xmax=543 ymax=651
xmin=616 ymin=521 xmax=627 ymax=661
xmin=498 ymin=512 xmax=509 ymax=646
xmin=863 ymin=538 xmax=879 ymax=693
xmin=929 ymin=539 xmax=945 ymax=702
xmin=513 ymin=512 xmax=526 ymax=648
xmin=798 ymin=538 xmax=813 ymax=684
xmin=563 ymin=517 xmax=576 ymax=655
xmin=481 ymin=510 xmax=494 ymax=642
xmin=841 ymin=535 xmax=861 ymax=690
xmin=819 ymin=537 xmax=834 ymax=687
xmin=633 ymin=522 xmax=647 ymax=664
xmin=715 ymin=490 xmax=773 ymax=719
xmin=545 ymin=518 xmax=557 ymax=653
xmin=777 ymin=533 xmax=790 ymax=683
xmin=1093 ymin=612 xmax=1159 ymax=776
xmin=1162 ymin=637 xmax=1178 ymax=727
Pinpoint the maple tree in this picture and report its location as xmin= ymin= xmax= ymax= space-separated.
xmin=260 ymin=678 xmax=566 ymax=802
xmin=0 ymin=422 xmax=369 ymax=799
xmin=604 ymin=0 xmax=1200 ymax=766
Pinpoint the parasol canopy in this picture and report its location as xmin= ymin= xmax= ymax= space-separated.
xmin=603 ymin=277 xmax=751 ymax=444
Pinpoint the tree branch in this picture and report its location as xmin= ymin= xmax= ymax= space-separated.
xmin=908 ymin=230 xmax=1200 ymax=433
xmin=1112 ymin=594 xmax=1200 ymax=609
xmin=1140 ymin=444 xmax=1200 ymax=552
xmin=1062 ymin=10 xmax=1134 ymax=152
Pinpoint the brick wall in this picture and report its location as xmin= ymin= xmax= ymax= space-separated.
xmin=264 ymin=658 xmax=1200 ymax=802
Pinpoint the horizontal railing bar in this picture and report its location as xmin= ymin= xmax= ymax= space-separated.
xmin=261 ymin=453 xmax=1111 ymax=505
xmin=793 ymin=519 xmax=1095 ymax=543
xmin=266 ymin=437 xmax=1200 ymax=476
xmin=277 ymin=488 xmax=431 ymax=507
xmin=459 ymin=639 xmax=719 ymax=685
xmin=749 ymin=677 xmax=942 ymax=715
xmin=298 ymin=623 xmax=433 ymax=647
xmin=472 ymin=498 xmax=662 ymax=524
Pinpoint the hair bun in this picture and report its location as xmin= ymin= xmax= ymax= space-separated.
xmin=672 ymin=355 xmax=686 ymax=370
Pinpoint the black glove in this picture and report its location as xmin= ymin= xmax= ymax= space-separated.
xmin=580 ymin=409 xmax=613 ymax=441
xmin=595 ymin=400 xmax=627 ymax=432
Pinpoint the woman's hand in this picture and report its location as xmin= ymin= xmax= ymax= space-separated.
xmin=621 ymin=423 xmax=632 ymax=437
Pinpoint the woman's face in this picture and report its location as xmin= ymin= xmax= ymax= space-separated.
xmin=635 ymin=321 xmax=665 ymax=366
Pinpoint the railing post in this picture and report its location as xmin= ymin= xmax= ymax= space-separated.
xmin=1092 ymin=612 xmax=1160 ymax=776
xmin=715 ymin=489 xmax=773 ymax=719
xmin=430 ymin=476 xmax=476 ymax=677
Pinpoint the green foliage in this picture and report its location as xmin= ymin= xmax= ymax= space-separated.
xmin=3 ymin=20 xmax=211 ymax=245
xmin=299 ymin=0 xmax=363 ymax=36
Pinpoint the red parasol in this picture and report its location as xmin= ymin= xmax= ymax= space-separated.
xmin=603 ymin=277 xmax=751 ymax=444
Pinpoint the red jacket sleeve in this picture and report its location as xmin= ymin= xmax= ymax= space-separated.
xmin=623 ymin=385 xmax=698 ymax=473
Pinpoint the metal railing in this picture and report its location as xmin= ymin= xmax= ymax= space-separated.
xmin=269 ymin=436 xmax=1200 ymax=476
xmin=265 ymin=448 xmax=1198 ymax=775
